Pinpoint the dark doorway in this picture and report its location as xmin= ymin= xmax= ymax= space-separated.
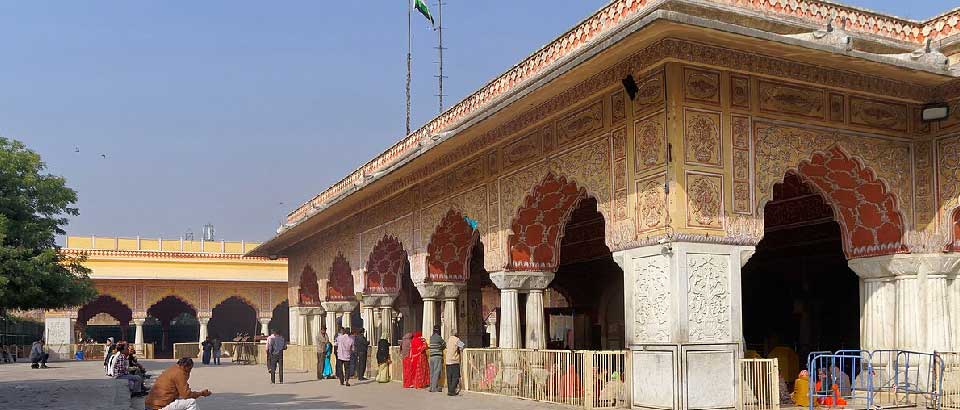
xmin=394 ymin=258 xmax=422 ymax=344
xmin=209 ymin=297 xmax=257 ymax=340
xmin=269 ymin=300 xmax=289 ymax=339
xmin=742 ymin=172 xmax=860 ymax=380
xmin=146 ymin=296 xmax=198 ymax=358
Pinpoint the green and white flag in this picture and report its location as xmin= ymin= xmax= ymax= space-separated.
xmin=414 ymin=0 xmax=434 ymax=25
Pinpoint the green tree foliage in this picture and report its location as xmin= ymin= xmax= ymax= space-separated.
xmin=0 ymin=137 xmax=96 ymax=310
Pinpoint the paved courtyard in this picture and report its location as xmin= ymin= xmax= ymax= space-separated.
xmin=0 ymin=359 xmax=565 ymax=410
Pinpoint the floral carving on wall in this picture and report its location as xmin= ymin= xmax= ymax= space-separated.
xmin=759 ymin=81 xmax=825 ymax=119
xmin=938 ymin=135 xmax=960 ymax=230
xmin=633 ymin=70 xmax=665 ymax=114
xmin=634 ymin=254 xmax=671 ymax=343
xmin=684 ymin=109 xmax=722 ymax=167
xmin=849 ymin=96 xmax=908 ymax=132
xmin=636 ymin=174 xmax=666 ymax=234
xmin=635 ymin=111 xmax=666 ymax=172
xmin=686 ymin=173 xmax=724 ymax=229
xmin=684 ymin=67 xmax=720 ymax=105
xmin=687 ymin=253 xmax=730 ymax=343
xmin=730 ymin=75 xmax=750 ymax=109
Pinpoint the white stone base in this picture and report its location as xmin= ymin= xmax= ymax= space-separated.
xmin=632 ymin=343 xmax=740 ymax=410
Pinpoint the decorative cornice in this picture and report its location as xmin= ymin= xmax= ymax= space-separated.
xmin=414 ymin=282 xmax=464 ymax=300
xmin=320 ymin=301 xmax=358 ymax=313
xmin=847 ymin=253 xmax=960 ymax=278
xmin=62 ymin=248 xmax=284 ymax=262
xmin=489 ymin=271 xmax=556 ymax=291
xmin=282 ymin=0 xmax=957 ymax=232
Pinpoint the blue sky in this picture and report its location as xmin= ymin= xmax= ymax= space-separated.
xmin=0 ymin=1 xmax=951 ymax=242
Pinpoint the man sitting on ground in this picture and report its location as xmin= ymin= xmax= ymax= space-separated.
xmin=29 ymin=339 xmax=49 ymax=369
xmin=111 ymin=342 xmax=147 ymax=397
xmin=145 ymin=357 xmax=212 ymax=410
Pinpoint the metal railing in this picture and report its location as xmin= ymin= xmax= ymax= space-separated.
xmin=461 ymin=348 xmax=630 ymax=409
xmin=942 ymin=352 xmax=960 ymax=410
xmin=739 ymin=358 xmax=781 ymax=410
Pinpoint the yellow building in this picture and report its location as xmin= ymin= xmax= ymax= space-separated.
xmin=44 ymin=236 xmax=287 ymax=359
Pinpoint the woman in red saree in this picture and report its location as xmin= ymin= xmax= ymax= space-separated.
xmin=402 ymin=332 xmax=430 ymax=388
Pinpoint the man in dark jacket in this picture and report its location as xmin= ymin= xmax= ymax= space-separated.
xmin=428 ymin=325 xmax=444 ymax=392
xmin=354 ymin=329 xmax=370 ymax=380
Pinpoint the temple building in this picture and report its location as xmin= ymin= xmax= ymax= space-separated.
xmin=249 ymin=0 xmax=960 ymax=408
xmin=44 ymin=236 xmax=287 ymax=359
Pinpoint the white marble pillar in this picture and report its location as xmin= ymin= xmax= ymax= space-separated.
xmin=926 ymin=275 xmax=951 ymax=351
xmin=133 ymin=318 xmax=145 ymax=346
xmin=362 ymin=307 xmax=376 ymax=340
xmin=486 ymin=315 xmax=498 ymax=348
xmin=498 ymin=290 xmax=521 ymax=349
xmin=288 ymin=307 xmax=300 ymax=344
xmin=198 ymin=317 xmax=210 ymax=347
xmin=259 ymin=317 xmax=271 ymax=338
xmin=325 ymin=311 xmax=338 ymax=343
xmin=381 ymin=307 xmax=394 ymax=341
xmin=525 ymin=289 xmax=547 ymax=349
xmin=441 ymin=298 xmax=457 ymax=340
xmin=422 ymin=298 xmax=437 ymax=337
xmin=341 ymin=312 xmax=351 ymax=329
xmin=949 ymin=277 xmax=960 ymax=351
xmin=896 ymin=275 xmax=921 ymax=351
xmin=860 ymin=279 xmax=895 ymax=351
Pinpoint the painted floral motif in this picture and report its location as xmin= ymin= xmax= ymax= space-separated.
xmin=364 ymin=236 xmax=405 ymax=294
xmin=684 ymin=68 xmax=720 ymax=104
xmin=426 ymin=209 xmax=479 ymax=282
xmin=686 ymin=173 xmax=723 ymax=229
xmin=326 ymin=253 xmax=355 ymax=301
xmin=685 ymin=110 xmax=722 ymax=167
xmin=635 ymin=113 xmax=665 ymax=171
xmin=507 ymin=173 xmax=586 ymax=271
xmin=636 ymin=175 xmax=666 ymax=233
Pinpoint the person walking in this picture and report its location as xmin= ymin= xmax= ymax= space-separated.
xmin=335 ymin=327 xmax=355 ymax=386
xmin=354 ymin=328 xmax=370 ymax=381
xmin=29 ymin=339 xmax=49 ymax=369
xmin=211 ymin=338 xmax=222 ymax=365
xmin=445 ymin=332 xmax=465 ymax=396
xmin=200 ymin=337 xmax=213 ymax=365
xmin=266 ymin=329 xmax=286 ymax=384
xmin=145 ymin=358 xmax=213 ymax=410
xmin=428 ymin=325 xmax=444 ymax=392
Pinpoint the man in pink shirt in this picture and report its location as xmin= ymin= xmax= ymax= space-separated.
xmin=334 ymin=327 xmax=355 ymax=386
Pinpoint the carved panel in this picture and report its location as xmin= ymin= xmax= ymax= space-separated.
xmin=541 ymin=123 xmax=557 ymax=154
xmin=611 ymin=126 xmax=627 ymax=161
xmin=612 ymin=90 xmax=626 ymax=124
xmin=636 ymin=174 xmax=667 ymax=234
xmin=730 ymin=75 xmax=750 ymax=109
xmin=687 ymin=253 xmax=731 ymax=343
xmin=686 ymin=172 xmax=724 ymax=230
xmin=486 ymin=150 xmax=500 ymax=175
xmin=684 ymin=109 xmax=722 ymax=168
xmin=635 ymin=111 xmax=666 ymax=173
xmin=939 ymin=135 xmax=960 ymax=225
xmin=849 ymin=96 xmax=908 ymax=132
xmin=914 ymin=141 xmax=935 ymax=230
xmin=758 ymin=80 xmax=825 ymax=119
xmin=732 ymin=115 xmax=752 ymax=215
xmin=913 ymin=108 xmax=930 ymax=135
xmin=502 ymin=130 xmax=542 ymax=170
xmin=550 ymin=138 xmax=612 ymax=222
xmin=683 ymin=67 xmax=720 ymax=105
xmin=633 ymin=70 xmax=665 ymax=114
xmin=612 ymin=127 xmax=629 ymax=222
xmin=557 ymin=100 xmax=603 ymax=146
xmin=829 ymin=93 xmax=845 ymax=123
xmin=454 ymin=157 xmax=486 ymax=187
xmin=633 ymin=254 xmax=671 ymax=343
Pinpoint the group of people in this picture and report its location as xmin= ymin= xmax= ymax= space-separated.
xmin=313 ymin=326 xmax=371 ymax=385
xmin=789 ymin=367 xmax=853 ymax=407
xmin=400 ymin=325 xmax=464 ymax=396
xmin=199 ymin=337 xmax=223 ymax=365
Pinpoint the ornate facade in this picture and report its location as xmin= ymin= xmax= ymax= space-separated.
xmin=44 ymin=236 xmax=287 ymax=359
xmin=251 ymin=1 xmax=960 ymax=409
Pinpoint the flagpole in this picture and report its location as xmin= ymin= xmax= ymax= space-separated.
xmin=406 ymin=0 xmax=412 ymax=136
xmin=435 ymin=0 xmax=445 ymax=112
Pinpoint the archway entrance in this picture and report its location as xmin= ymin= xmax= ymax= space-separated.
xmin=209 ymin=296 xmax=257 ymax=340
xmin=394 ymin=259 xmax=422 ymax=343
xmin=147 ymin=296 xmax=198 ymax=358
xmin=742 ymin=172 xmax=860 ymax=383
xmin=76 ymin=295 xmax=133 ymax=342
xmin=462 ymin=242 xmax=496 ymax=347
xmin=269 ymin=300 xmax=289 ymax=339
xmin=547 ymin=196 xmax=624 ymax=350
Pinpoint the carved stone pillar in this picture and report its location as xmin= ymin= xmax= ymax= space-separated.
xmin=860 ymin=279 xmax=895 ymax=350
xmin=489 ymin=271 xmax=554 ymax=349
xmin=949 ymin=277 xmax=960 ymax=351
xmin=133 ymin=318 xmax=146 ymax=346
xmin=361 ymin=306 xmax=376 ymax=339
xmin=416 ymin=282 xmax=464 ymax=339
xmin=258 ymin=317 xmax=271 ymax=338
xmin=341 ymin=312 xmax=351 ymax=329
xmin=288 ymin=306 xmax=300 ymax=344
xmin=381 ymin=307 xmax=395 ymax=341
xmin=322 ymin=301 xmax=358 ymax=340
xmin=850 ymin=253 xmax=960 ymax=352
xmin=325 ymin=311 xmax=338 ymax=342
xmin=198 ymin=316 xmax=210 ymax=347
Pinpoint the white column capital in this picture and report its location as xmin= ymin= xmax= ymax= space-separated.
xmin=415 ymin=282 xmax=464 ymax=300
xmin=198 ymin=317 xmax=211 ymax=325
xmin=321 ymin=301 xmax=358 ymax=313
xmin=132 ymin=318 xmax=146 ymax=326
xmin=489 ymin=271 xmax=555 ymax=290
xmin=258 ymin=317 xmax=272 ymax=325
xmin=848 ymin=253 xmax=960 ymax=279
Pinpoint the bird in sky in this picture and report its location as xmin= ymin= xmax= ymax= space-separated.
xmin=74 ymin=147 xmax=80 ymax=153
xmin=100 ymin=153 xmax=107 ymax=158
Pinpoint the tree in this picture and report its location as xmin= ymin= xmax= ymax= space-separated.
xmin=0 ymin=137 xmax=96 ymax=310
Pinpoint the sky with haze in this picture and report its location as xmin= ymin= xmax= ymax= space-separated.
xmin=0 ymin=0 xmax=950 ymax=243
